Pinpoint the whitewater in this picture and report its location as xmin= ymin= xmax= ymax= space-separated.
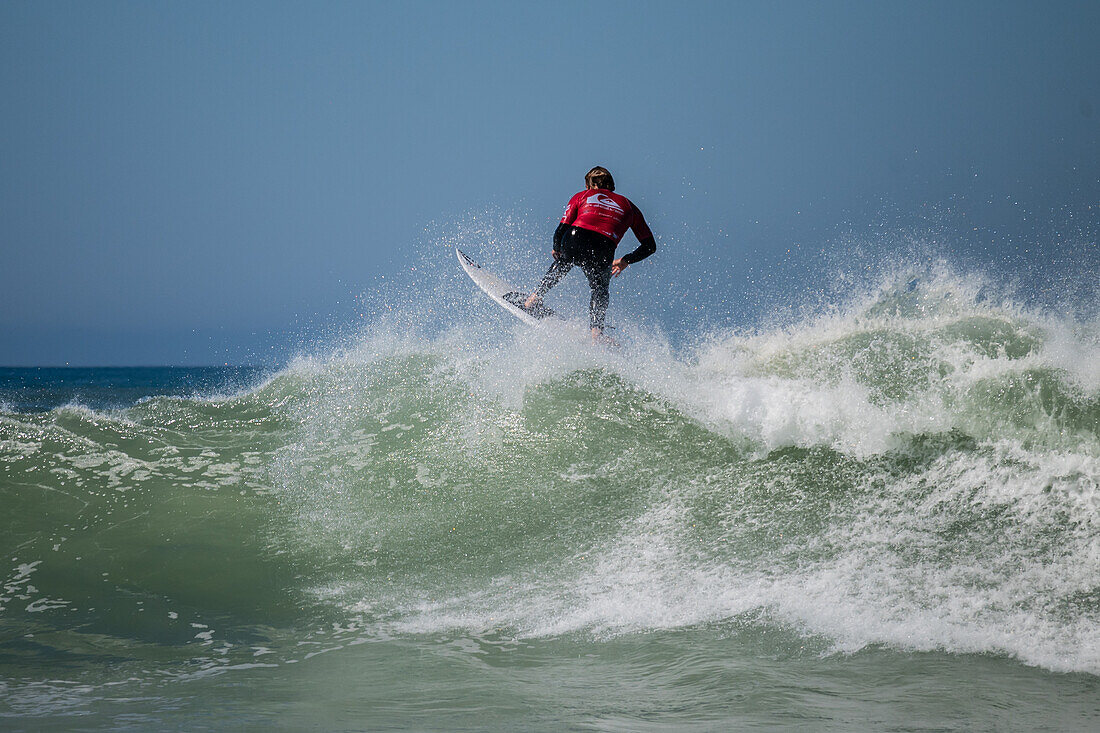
xmin=1 ymin=259 xmax=1098 ymax=730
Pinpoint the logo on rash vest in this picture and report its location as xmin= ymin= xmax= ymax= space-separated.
xmin=586 ymin=193 xmax=625 ymax=214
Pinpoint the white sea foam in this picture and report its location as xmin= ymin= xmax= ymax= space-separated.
xmin=389 ymin=437 xmax=1100 ymax=673
xmin=263 ymin=264 xmax=1099 ymax=674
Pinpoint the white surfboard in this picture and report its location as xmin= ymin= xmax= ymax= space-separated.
xmin=455 ymin=247 xmax=563 ymax=326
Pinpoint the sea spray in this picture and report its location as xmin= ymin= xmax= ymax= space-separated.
xmin=259 ymin=266 xmax=1099 ymax=673
xmin=1 ymin=264 xmax=1097 ymax=729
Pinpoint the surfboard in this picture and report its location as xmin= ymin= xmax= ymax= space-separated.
xmin=455 ymin=247 xmax=562 ymax=326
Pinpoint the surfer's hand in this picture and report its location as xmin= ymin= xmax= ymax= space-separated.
xmin=552 ymin=250 xmax=561 ymax=261
xmin=611 ymin=258 xmax=627 ymax=277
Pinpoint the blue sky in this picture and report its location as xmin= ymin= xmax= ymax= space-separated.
xmin=2 ymin=0 xmax=1097 ymax=365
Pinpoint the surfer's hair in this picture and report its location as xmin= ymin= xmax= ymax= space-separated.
xmin=585 ymin=166 xmax=615 ymax=191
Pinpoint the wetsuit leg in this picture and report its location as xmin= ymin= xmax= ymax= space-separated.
xmin=557 ymin=226 xmax=616 ymax=332
xmin=580 ymin=259 xmax=612 ymax=332
xmin=535 ymin=227 xmax=615 ymax=329
xmin=534 ymin=258 xmax=573 ymax=298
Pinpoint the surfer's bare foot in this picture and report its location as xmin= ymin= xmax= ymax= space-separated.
xmin=525 ymin=294 xmax=542 ymax=310
xmin=591 ymin=329 xmax=618 ymax=347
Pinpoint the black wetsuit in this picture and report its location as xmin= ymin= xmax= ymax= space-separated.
xmin=534 ymin=223 xmax=656 ymax=332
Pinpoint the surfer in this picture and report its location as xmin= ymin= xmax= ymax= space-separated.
xmin=525 ymin=166 xmax=656 ymax=340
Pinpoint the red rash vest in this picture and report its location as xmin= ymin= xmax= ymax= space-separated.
xmin=560 ymin=189 xmax=653 ymax=245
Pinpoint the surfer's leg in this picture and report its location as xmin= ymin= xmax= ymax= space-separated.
xmin=528 ymin=227 xmax=587 ymax=308
xmin=571 ymin=232 xmax=616 ymax=326
xmin=528 ymin=259 xmax=572 ymax=308
xmin=582 ymin=261 xmax=612 ymax=333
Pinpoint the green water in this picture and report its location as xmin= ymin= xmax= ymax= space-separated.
xmin=2 ymin=277 xmax=1098 ymax=730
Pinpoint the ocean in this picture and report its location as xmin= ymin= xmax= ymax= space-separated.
xmin=1 ymin=267 xmax=1098 ymax=731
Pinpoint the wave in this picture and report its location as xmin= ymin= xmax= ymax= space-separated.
xmin=1 ymin=265 xmax=1097 ymax=677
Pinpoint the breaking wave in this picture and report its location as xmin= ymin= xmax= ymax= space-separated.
xmin=2 ymin=264 xmax=1098 ymax=681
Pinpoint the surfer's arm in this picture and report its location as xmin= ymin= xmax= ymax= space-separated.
xmin=619 ymin=236 xmax=656 ymax=265
xmin=551 ymin=192 xmax=584 ymax=259
xmin=552 ymin=222 xmax=569 ymax=257
xmin=612 ymin=235 xmax=656 ymax=276
xmin=612 ymin=204 xmax=655 ymax=275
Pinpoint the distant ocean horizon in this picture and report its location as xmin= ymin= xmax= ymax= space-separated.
xmin=0 ymin=366 xmax=271 ymax=414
